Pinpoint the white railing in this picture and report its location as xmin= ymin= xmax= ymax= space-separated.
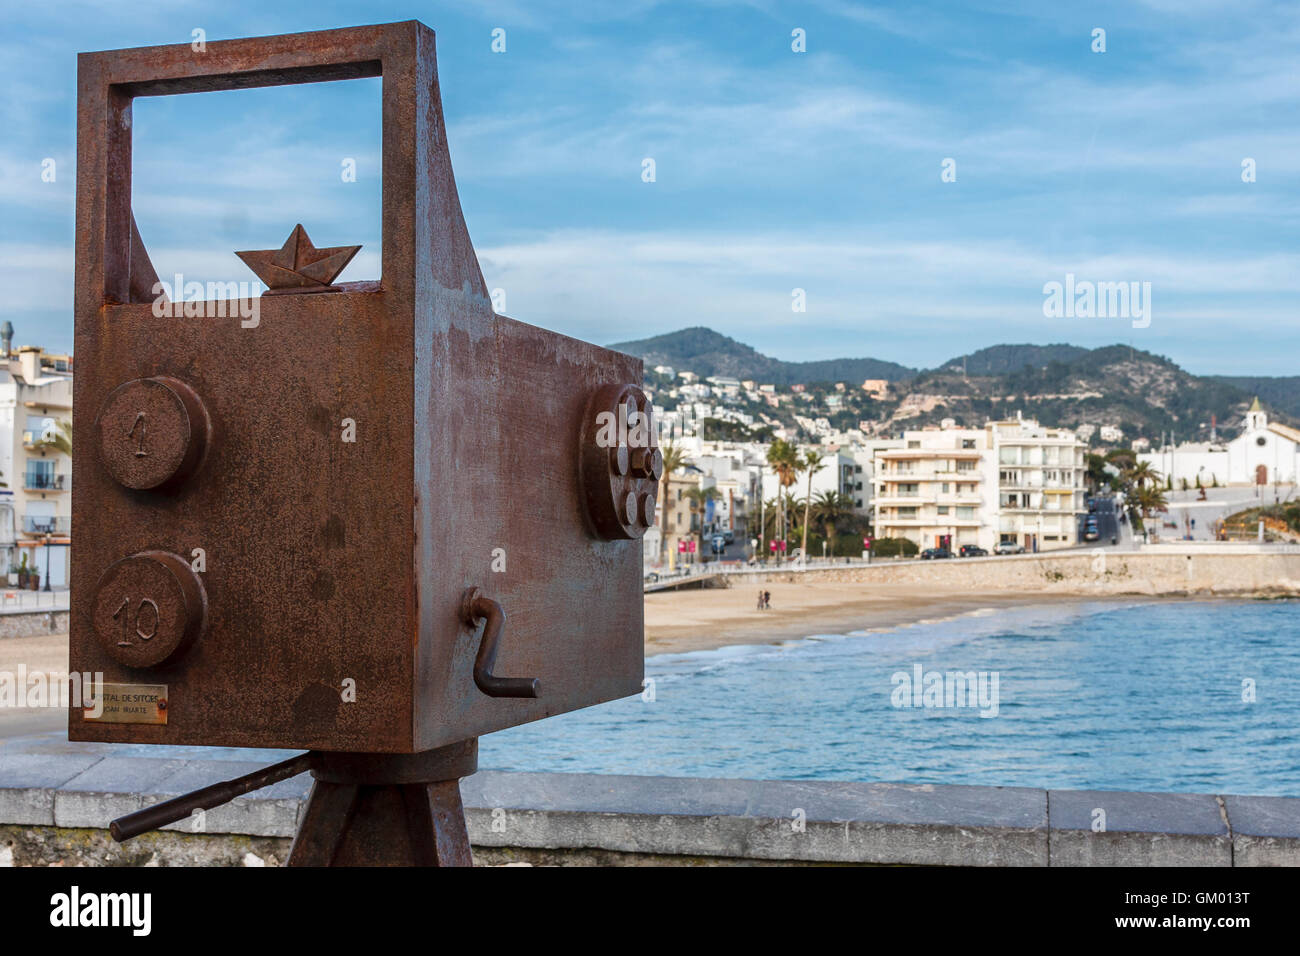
xmin=0 ymin=588 xmax=70 ymax=613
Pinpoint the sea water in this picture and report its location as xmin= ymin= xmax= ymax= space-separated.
xmin=479 ymin=599 xmax=1300 ymax=796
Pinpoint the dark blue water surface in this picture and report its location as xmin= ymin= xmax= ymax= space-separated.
xmin=479 ymin=600 xmax=1300 ymax=795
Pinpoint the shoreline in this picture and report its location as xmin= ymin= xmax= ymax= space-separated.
xmin=644 ymin=583 xmax=1195 ymax=656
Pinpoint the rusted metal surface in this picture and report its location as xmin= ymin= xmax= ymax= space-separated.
xmin=89 ymin=551 xmax=207 ymax=668
xmin=235 ymin=223 xmax=361 ymax=293
xmin=71 ymin=20 xmax=646 ymax=756
xmin=579 ymin=384 xmax=661 ymax=539
xmin=72 ymin=21 xmax=646 ymax=865
xmin=93 ymin=376 xmax=210 ymax=490
xmin=289 ymin=743 xmax=478 ymax=866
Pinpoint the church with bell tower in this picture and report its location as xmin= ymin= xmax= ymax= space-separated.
xmin=1139 ymin=397 xmax=1300 ymax=488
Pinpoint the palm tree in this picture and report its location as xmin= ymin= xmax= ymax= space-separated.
xmin=681 ymin=485 xmax=722 ymax=560
xmin=658 ymin=444 xmax=688 ymax=566
xmin=766 ymin=439 xmax=799 ymax=561
xmin=1128 ymin=483 xmax=1169 ymax=537
xmin=811 ymin=490 xmax=853 ymax=555
xmin=778 ymin=491 xmax=799 ymax=555
xmin=1126 ymin=460 xmax=1159 ymax=490
xmin=1134 ymin=484 xmax=1168 ymax=524
xmin=799 ymin=450 xmax=825 ymax=561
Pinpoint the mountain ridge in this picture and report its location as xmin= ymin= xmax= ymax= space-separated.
xmin=607 ymin=326 xmax=1299 ymax=440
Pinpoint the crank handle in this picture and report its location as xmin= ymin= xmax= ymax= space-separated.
xmin=460 ymin=588 xmax=541 ymax=699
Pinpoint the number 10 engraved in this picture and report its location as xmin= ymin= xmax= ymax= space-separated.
xmin=112 ymin=595 xmax=159 ymax=646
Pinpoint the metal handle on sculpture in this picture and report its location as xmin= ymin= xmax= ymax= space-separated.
xmin=459 ymin=587 xmax=541 ymax=699
xmin=108 ymin=752 xmax=315 ymax=842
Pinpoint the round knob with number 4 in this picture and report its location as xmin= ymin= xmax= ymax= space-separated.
xmin=90 ymin=551 xmax=207 ymax=669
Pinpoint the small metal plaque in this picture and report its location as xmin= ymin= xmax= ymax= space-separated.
xmin=85 ymin=683 xmax=168 ymax=724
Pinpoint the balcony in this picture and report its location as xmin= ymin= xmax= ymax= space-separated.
xmin=23 ymin=514 xmax=70 ymax=536
xmin=24 ymin=472 xmax=67 ymax=492
xmin=880 ymin=515 xmax=983 ymax=527
xmin=874 ymin=494 xmax=934 ymax=507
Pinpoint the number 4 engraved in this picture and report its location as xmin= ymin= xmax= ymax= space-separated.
xmin=127 ymin=412 xmax=148 ymax=458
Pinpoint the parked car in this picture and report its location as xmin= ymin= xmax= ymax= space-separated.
xmin=958 ymin=545 xmax=988 ymax=557
xmin=1083 ymin=528 xmax=1100 ymax=542
xmin=722 ymin=529 xmax=735 ymax=544
xmin=994 ymin=541 xmax=1025 ymax=555
xmin=920 ymin=547 xmax=953 ymax=560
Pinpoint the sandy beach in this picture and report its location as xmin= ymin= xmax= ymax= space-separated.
xmin=644 ymin=582 xmax=1099 ymax=655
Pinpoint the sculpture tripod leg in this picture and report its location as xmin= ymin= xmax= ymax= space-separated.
xmin=288 ymin=740 xmax=479 ymax=867
xmin=108 ymin=739 xmax=480 ymax=867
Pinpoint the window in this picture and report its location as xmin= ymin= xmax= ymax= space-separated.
xmin=908 ymin=440 xmax=921 ymax=449
xmin=937 ymin=506 xmax=949 ymax=515
xmin=941 ymin=483 xmax=950 ymax=493
xmin=898 ymin=507 xmax=918 ymax=518
xmin=956 ymin=460 xmax=975 ymax=472
xmin=956 ymin=506 xmax=975 ymax=518
xmin=962 ymin=439 xmax=976 ymax=449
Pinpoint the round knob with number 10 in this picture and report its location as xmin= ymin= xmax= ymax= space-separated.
xmin=89 ymin=552 xmax=207 ymax=669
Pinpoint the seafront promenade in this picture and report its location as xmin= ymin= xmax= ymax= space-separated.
xmin=729 ymin=544 xmax=1300 ymax=593
xmin=3 ymin=731 xmax=1297 ymax=866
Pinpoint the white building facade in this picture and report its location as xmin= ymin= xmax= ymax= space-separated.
xmin=873 ymin=418 xmax=1086 ymax=552
xmin=1140 ymin=399 xmax=1300 ymax=488
xmin=0 ymin=345 xmax=73 ymax=587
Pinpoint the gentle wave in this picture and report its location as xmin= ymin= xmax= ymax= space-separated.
xmin=480 ymin=598 xmax=1300 ymax=796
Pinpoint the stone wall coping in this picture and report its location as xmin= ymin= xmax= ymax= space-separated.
xmin=2 ymin=733 xmax=1296 ymax=865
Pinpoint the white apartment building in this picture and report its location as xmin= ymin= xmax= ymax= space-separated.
xmin=991 ymin=418 xmax=1087 ymax=551
xmin=873 ymin=426 xmax=991 ymax=551
xmin=873 ymin=418 xmax=1086 ymax=552
xmin=0 ymin=341 xmax=74 ymax=586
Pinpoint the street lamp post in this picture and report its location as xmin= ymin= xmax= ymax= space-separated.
xmin=42 ymin=532 xmax=51 ymax=592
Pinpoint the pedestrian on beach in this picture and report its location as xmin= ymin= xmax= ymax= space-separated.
xmin=763 ymin=590 xmax=771 ymax=609
xmin=757 ymin=589 xmax=765 ymax=610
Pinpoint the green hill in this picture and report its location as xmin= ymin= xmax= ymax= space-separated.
xmin=1209 ymin=376 xmax=1300 ymax=420
xmin=609 ymin=327 xmax=915 ymax=384
xmin=610 ymin=327 xmax=1286 ymax=444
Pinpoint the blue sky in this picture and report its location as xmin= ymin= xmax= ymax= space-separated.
xmin=1 ymin=0 xmax=1296 ymax=373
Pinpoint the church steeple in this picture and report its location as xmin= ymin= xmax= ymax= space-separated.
xmin=1246 ymin=397 xmax=1266 ymax=432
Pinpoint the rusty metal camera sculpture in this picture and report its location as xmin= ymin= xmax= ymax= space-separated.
xmin=70 ymin=21 xmax=657 ymax=866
